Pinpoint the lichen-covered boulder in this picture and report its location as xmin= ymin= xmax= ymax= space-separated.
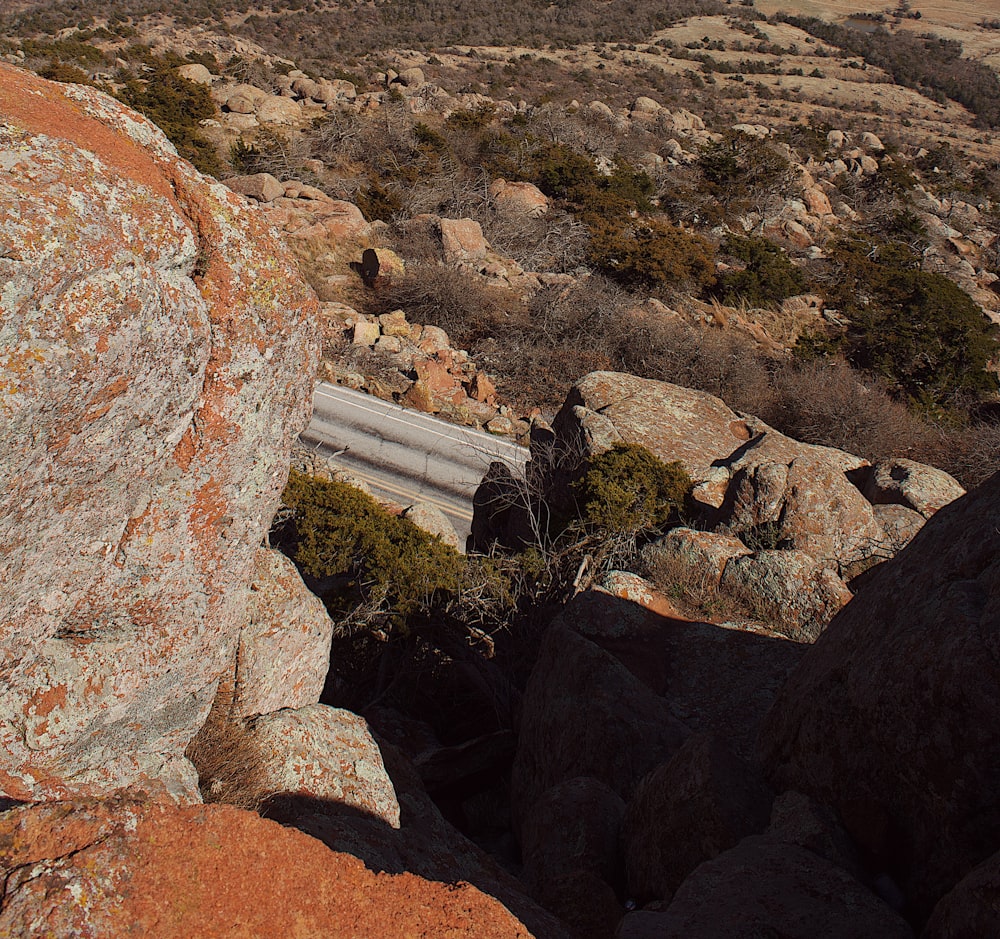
xmin=718 ymin=550 xmax=853 ymax=641
xmin=236 ymin=550 xmax=335 ymax=719
xmin=0 ymin=64 xmax=318 ymax=800
xmin=549 ymin=372 xmax=753 ymax=483
xmin=0 ymin=793 xmax=533 ymax=939
xmin=248 ymin=704 xmax=401 ymax=829
xmin=861 ymin=458 xmax=965 ymax=519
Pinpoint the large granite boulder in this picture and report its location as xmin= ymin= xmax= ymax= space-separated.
xmin=510 ymin=623 xmax=687 ymax=834
xmin=924 ymin=848 xmax=1000 ymax=939
xmin=0 ymin=793 xmax=532 ymax=938
xmin=761 ymin=472 xmax=1000 ymax=922
xmin=549 ymin=372 xmax=754 ymax=483
xmin=248 ymin=704 xmax=400 ymax=828
xmin=0 ymin=65 xmax=318 ymax=800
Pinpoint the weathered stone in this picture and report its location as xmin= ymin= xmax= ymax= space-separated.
xmin=550 ymin=372 xmax=753 ymax=483
xmin=719 ymin=454 xmax=886 ymax=573
xmin=470 ymin=371 xmax=497 ymax=403
xmin=719 ymin=550 xmax=852 ymax=641
xmin=291 ymin=76 xmax=321 ymax=99
xmin=802 ymin=186 xmax=833 ymax=216
xmin=0 ymin=793 xmax=532 ymax=938
xmin=624 ymin=733 xmax=773 ymax=904
xmin=226 ymin=93 xmax=257 ymax=113
xmin=352 ymin=319 xmax=381 ymax=345
xmin=255 ymin=94 xmax=303 ymax=124
xmin=227 ymin=171 xmax=285 ymax=202
xmin=766 ymin=790 xmax=865 ymax=880
xmin=295 ymin=741 xmax=572 ymax=939
xmin=510 ymin=623 xmax=687 ymax=834
xmin=862 ymin=458 xmax=965 ymax=518
xmin=395 ymin=67 xmax=425 ymax=88
xmin=522 ymin=776 xmax=626 ymax=890
xmin=487 ymin=415 xmax=515 ymax=435
xmin=418 ymin=324 xmax=451 ymax=353
xmin=872 ymin=503 xmax=925 ymax=553
xmin=401 ymin=378 xmax=435 ymax=412
xmin=617 ymin=836 xmax=913 ymax=939
xmin=761 ymin=472 xmax=1000 ymax=921
xmin=860 ymin=131 xmax=885 ymax=152
xmin=600 ymin=571 xmax=681 ymax=618
xmin=176 ymin=63 xmax=214 ymax=85
xmin=402 ymin=502 xmax=461 ymax=550
xmin=374 ymin=334 xmax=403 ymax=354
xmin=249 ymin=704 xmax=400 ymax=828
xmin=924 ymin=848 xmax=1000 ymax=939
xmin=0 ymin=65 xmax=318 ymax=800
xmin=535 ymin=870 xmax=623 ymax=939
xmin=261 ymin=198 xmax=371 ymax=242
xmin=236 ymin=549 xmax=334 ymax=718
xmin=316 ymin=78 xmax=357 ymax=103
xmin=548 ymin=588 xmax=804 ymax=762
xmin=489 ymin=178 xmax=549 ymax=218
xmin=440 ymin=217 xmax=489 ymax=261
xmin=632 ymin=96 xmax=660 ymax=114
xmin=378 ymin=309 xmax=412 ymax=338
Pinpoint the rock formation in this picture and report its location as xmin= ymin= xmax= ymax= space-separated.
xmin=761 ymin=471 xmax=1000 ymax=922
xmin=504 ymin=371 xmax=965 ymax=638
xmin=0 ymin=792 xmax=532 ymax=938
xmin=0 ymin=63 xmax=319 ymax=800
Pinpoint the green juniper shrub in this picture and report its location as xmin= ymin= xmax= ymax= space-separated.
xmin=586 ymin=215 xmax=716 ymax=291
xmin=119 ymin=62 xmax=223 ymax=175
xmin=573 ymin=443 xmax=692 ymax=534
xmin=812 ymin=239 xmax=1000 ymax=410
xmin=277 ymin=470 xmax=465 ymax=628
xmin=714 ymin=234 xmax=805 ymax=307
xmin=38 ymin=61 xmax=93 ymax=84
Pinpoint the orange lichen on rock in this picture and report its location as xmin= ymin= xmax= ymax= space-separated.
xmin=0 ymin=62 xmax=320 ymax=801
xmin=0 ymin=794 xmax=535 ymax=939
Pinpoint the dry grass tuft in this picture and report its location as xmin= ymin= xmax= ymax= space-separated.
xmin=185 ymin=685 xmax=267 ymax=812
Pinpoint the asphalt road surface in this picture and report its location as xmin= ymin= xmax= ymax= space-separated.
xmin=301 ymin=383 xmax=529 ymax=547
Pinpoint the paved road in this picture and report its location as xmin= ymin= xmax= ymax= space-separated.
xmin=301 ymin=383 xmax=528 ymax=547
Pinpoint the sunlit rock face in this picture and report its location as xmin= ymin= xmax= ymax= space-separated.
xmin=0 ymin=64 xmax=319 ymax=801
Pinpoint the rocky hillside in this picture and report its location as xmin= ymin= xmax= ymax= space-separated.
xmin=5 ymin=7 xmax=994 ymax=479
xmin=2 ymin=4 xmax=1000 ymax=936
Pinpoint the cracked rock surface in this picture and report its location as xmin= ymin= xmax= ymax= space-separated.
xmin=0 ymin=64 xmax=319 ymax=800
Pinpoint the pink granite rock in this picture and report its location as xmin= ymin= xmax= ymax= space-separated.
xmin=0 ymin=64 xmax=319 ymax=800
xmin=236 ymin=549 xmax=335 ymax=718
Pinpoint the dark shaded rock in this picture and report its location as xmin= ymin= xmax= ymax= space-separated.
xmin=510 ymin=624 xmax=687 ymax=835
xmin=924 ymin=848 xmax=1000 ymax=939
xmin=559 ymin=588 xmax=806 ymax=762
xmin=616 ymin=836 xmax=914 ymax=939
xmin=522 ymin=776 xmax=626 ymax=892
xmin=766 ymin=790 xmax=865 ymax=882
xmin=760 ymin=472 xmax=1000 ymax=922
xmin=624 ymin=733 xmax=774 ymax=903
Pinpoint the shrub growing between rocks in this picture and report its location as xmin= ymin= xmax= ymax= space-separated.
xmin=276 ymin=469 xmax=465 ymax=626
